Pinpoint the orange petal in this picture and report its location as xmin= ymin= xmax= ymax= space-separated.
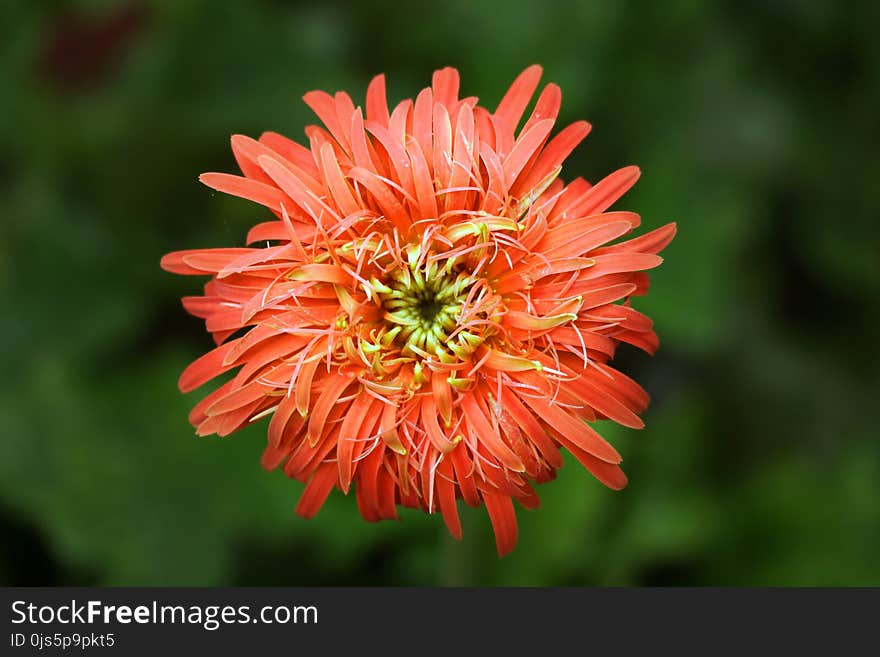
xmin=306 ymin=373 xmax=354 ymax=446
xmin=594 ymin=222 xmax=678 ymax=256
xmin=349 ymin=108 xmax=378 ymax=173
xmin=445 ymin=103 xmax=477 ymax=212
xmin=568 ymin=165 xmax=641 ymax=217
xmin=412 ymin=87 xmax=434 ymax=163
xmin=364 ymin=120 xmax=415 ymax=201
xmin=377 ymin=463 xmax=399 ymax=519
xmin=287 ymin=263 xmax=351 ymax=285
xmin=565 ymin=443 xmax=629 ymax=490
xmin=421 ymin=395 xmax=460 ymax=453
xmin=460 ymin=394 xmax=525 ymax=472
xmin=318 ymin=142 xmax=360 ymax=218
xmin=579 ymin=252 xmax=663 ymax=279
xmin=505 ymin=309 xmax=578 ymax=332
xmin=379 ymin=401 xmax=407 ymax=455
xmin=295 ymin=462 xmax=338 ymax=518
xmin=520 ymin=83 xmax=562 ymax=134
xmin=502 ymin=118 xmax=554 ymax=190
xmin=366 ymin=74 xmax=390 ymax=126
xmin=480 ymin=348 xmax=543 ymax=373
xmin=206 ymin=376 xmax=276 ymax=416
xmin=355 ymin=442 xmax=385 ymax=520
xmin=257 ymin=155 xmax=334 ymax=226
xmin=514 ymin=121 xmax=590 ymax=198
xmin=578 ymin=283 xmax=638 ymax=309
xmin=294 ymin=355 xmax=323 ymax=417
xmin=517 ymin=390 xmax=622 ymax=464
xmin=188 ymin=379 xmax=235 ymax=427
xmin=495 ymin=387 xmax=564 ymax=469
xmin=246 ymin=221 xmax=289 ymax=244
xmin=533 ymin=357 xmax=644 ymax=430
xmin=431 ymin=372 xmax=454 ymax=428
xmin=478 ymin=143 xmax=507 ymax=216
xmin=199 ymin=172 xmax=289 ymax=213
xmin=181 ymin=296 xmax=223 ymax=319
xmin=546 ymin=326 xmax=617 ymax=358
xmin=178 ymin=341 xmax=239 ymax=393
xmin=388 ymin=98 xmax=412 ymax=145
xmin=435 ymin=456 xmax=462 ymax=540
xmin=450 ymin=443 xmax=480 ymax=508
xmin=432 ymin=103 xmax=453 ymax=191
xmin=347 ymin=166 xmax=410 ymax=232
xmin=407 ymin=138 xmax=439 ymax=220
xmin=483 ymin=492 xmax=518 ymax=557
xmin=494 ymin=65 xmax=543 ymax=134
xmin=431 ymin=66 xmax=460 ymax=109
xmin=259 ymin=131 xmax=321 ymax=179
xmin=161 ymin=248 xmax=253 ymax=276
xmin=268 ymin=393 xmax=305 ymax=449
xmin=539 ymin=215 xmax=637 ymax=258
xmin=336 ymin=391 xmax=376 ymax=493
xmin=303 ymin=89 xmax=350 ymax=152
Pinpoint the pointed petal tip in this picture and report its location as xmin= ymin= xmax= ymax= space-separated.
xmin=160 ymin=251 xmax=204 ymax=275
xmin=198 ymin=172 xmax=222 ymax=187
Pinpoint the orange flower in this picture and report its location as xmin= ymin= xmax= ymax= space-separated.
xmin=161 ymin=66 xmax=675 ymax=556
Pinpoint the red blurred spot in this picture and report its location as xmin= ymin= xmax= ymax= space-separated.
xmin=39 ymin=3 xmax=148 ymax=92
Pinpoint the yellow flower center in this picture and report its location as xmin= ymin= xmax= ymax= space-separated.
xmin=372 ymin=256 xmax=490 ymax=362
xmin=376 ymin=263 xmax=473 ymax=358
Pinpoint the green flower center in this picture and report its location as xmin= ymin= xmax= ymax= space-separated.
xmin=376 ymin=263 xmax=474 ymax=358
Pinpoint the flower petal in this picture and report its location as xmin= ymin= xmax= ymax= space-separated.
xmin=295 ymin=462 xmax=339 ymax=518
xmin=178 ymin=341 xmax=240 ymax=393
xmin=502 ymin=118 xmax=554 ymax=190
xmin=432 ymin=66 xmax=460 ymax=109
xmin=568 ymin=165 xmax=641 ymax=217
xmin=435 ymin=456 xmax=462 ymax=539
xmin=337 ymin=390 xmax=376 ymax=493
xmin=366 ymin=73 xmax=390 ymax=126
xmin=483 ymin=492 xmax=518 ymax=557
xmin=303 ymin=89 xmax=351 ymax=152
xmin=517 ymin=390 xmax=622 ymax=464
xmin=494 ymin=64 xmax=543 ymax=134
xmin=199 ymin=172 xmax=289 ymax=213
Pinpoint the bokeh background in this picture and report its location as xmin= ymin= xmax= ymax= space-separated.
xmin=2 ymin=0 xmax=878 ymax=586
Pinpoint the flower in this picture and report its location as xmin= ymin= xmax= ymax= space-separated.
xmin=160 ymin=65 xmax=675 ymax=556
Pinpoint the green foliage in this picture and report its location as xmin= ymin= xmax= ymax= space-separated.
xmin=1 ymin=0 xmax=878 ymax=585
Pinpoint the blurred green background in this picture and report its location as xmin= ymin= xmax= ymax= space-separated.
xmin=2 ymin=0 xmax=878 ymax=586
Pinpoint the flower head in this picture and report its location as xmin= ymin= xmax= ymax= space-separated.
xmin=161 ymin=66 xmax=675 ymax=555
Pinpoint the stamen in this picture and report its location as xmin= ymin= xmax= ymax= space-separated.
xmin=375 ymin=257 xmax=480 ymax=360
